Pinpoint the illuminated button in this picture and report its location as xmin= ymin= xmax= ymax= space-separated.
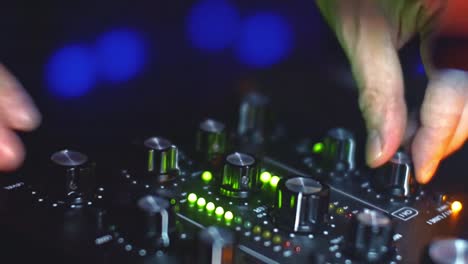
xmin=329 ymin=203 xmax=335 ymax=210
xmin=215 ymin=206 xmax=225 ymax=217
xmin=451 ymin=201 xmax=462 ymax=213
xmin=206 ymin=202 xmax=215 ymax=212
xmin=252 ymin=225 xmax=262 ymax=235
xmin=294 ymin=246 xmax=301 ymax=253
xmin=197 ymin=197 xmax=207 ymax=208
xmin=201 ymin=171 xmax=213 ymax=183
xmin=272 ymin=235 xmax=282 ymax=244
xmin=260 ymin=171 xmax=272 ymax=184
xmin=187 ymin=193 xmax=197 ymax=203
xmin=224 ymin=211 xmax=234 ymax=221
xmin=269 ymin=176 xmax=281 ymax=188
xmin=243 ymin=221 xmax=252 ymax=229
xmin=234 ymin=216 xmax=242 ymax=224
xmin=262 ymin=230 xmax=272 ymax=240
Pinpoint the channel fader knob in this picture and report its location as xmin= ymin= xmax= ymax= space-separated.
xmin=50 ymin=149 xmax=94 ymax=204
xmin=196 ymin=119 xmax=227 ymax=163
xmin=197 ymin=226 xmax=236 ymax=264
xmin=144 ymin=137 xmax=179 ymax=182
xmin=219 ymin=152 xmax=260 ymax=199
xmin=374 ymin=151 xmax=417 ymax=198
xmin=345 ymin=209 xmax=394 ymax=262
xmin=132 ymin=195 xmax=175 ymax=250
xmin=273 ymin=177 xmax=329 ymax=233
xmin=322 ymin=128 xmax=356 ymax=172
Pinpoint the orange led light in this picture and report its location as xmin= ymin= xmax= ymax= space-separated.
xmin=451 ymin=201 xmax=462 ymax=213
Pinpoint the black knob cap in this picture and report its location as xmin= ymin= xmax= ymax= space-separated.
xmin=237 ymin=92 xmax=270 ymax=144
xmin=197 ymin=226 xmax=236 ymax=264
xmin=196 ymin=119 xmax=227 ymax=163
xmin=374 ymin=151 xmax=417 ymax=198
xmin=144 ymin=137 xmax=179 ymax=182
xmin=422 ymin=239 xmax=468 ymax=264
xmin=219 ymin=152 xmax=260 ymax=199
xmin=132 ymin=195 xmax=175 ymax=250
xmin=273 ymin=177 xmax=329 ymax=233
xmin=346 ymin=209 xmax=394 ymax=262
xmin=50 ymin=149 xmax=95 ymax=204
xmin=322 ymin=128 xmax=356 ymax=172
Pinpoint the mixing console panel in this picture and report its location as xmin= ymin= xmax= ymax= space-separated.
xmin=0 ymin=92 xmax=466 ymax=263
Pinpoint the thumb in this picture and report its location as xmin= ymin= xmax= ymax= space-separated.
xmin=317 ymin=0 xmax=407 ymax=167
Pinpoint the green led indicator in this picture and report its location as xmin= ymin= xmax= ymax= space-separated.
xmin=197 ymin=197 xmax=207 ymax=208
xmin=290 ymin=195 xmax=295 ymax=208
xmin=270 ymin=176 xmax=280 ymax=188
xmin=206 ymin=202 xmax=215 ymax=212
xmin=187 ymin=193 xmax=197 ymax=203
xmin=313 ymin=142 xmax=324 ymax=153
xmin=260 ymin=171 xmax=272 ymax=184
xmin=201 ymin=171 xmax=213 ymax=183
xmin=224 ymin=211 xmax=234 ymax=221
xmin=234 ymin=216 xmax=242 ymax=224
xmin=277 ymin=190 xmax=282 ymax=209
xmin=170 ymin=198 xmax=177 ymax=205
xmin=252 ymin=225 xmax=262 ymax=234
xmin=243 ymin=221 xmax=252 ymax=229
xmin=215 ymin=206 xmax=225 ymax=217
xmin=262 ymin=230 xmax=272 ymax=240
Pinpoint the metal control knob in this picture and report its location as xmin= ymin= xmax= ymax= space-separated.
xmin=196 ymin=119 xmax=227 ymax=163
xmin=219 ymin=152 xmax=260 ymax=199
xmin=322 ymin=128 xmax=356 ymax=172
xmin=345 ymin=209 xmax=394 ymax=262
xmin=131 ymin=195 xmax=175 ymax=250
xmin=50 ymin=149 xmax=94 ymax=204
xmin=272 ymin=177 xmax=329 ymax=233
xmin=144 ymin=137 xmax=179 ymax=182
xmin=237 ymin=92 xmax=270 ymax=144
xmin=197 ymin=226 xmax=236 ymax=264
xmin=422 ymin=239 xmax=468 ymax=264
xmin=374 ymin=151 xmax=417 ymax=198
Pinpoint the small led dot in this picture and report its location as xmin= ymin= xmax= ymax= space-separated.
xmin=269 ymin=176 xmax=281 ymax=188
xmin=336 ymin=207 xmax=345 ymax=215
xmin=312 ymin=142 xmax=324 ymax=153
xmin=260 ymin=171 xmax=272 ymax=183
xmin=272 ymin=235 xmax=282 ymax=244
xmin=252 ymin=225 xmax=262 ymax=234
xmin=244 ymin=221 xmax=252 ymax=229
xmin=206 ymin=202 xmax=215 ymax=212
xmin=201 ymin=171 xmax=213 ymax=182
xmin=197 ymin=197 xmax=207 ymax=208
xmin=262 ymin=230 xmax=272 ymax=240
xmin=215 ymin=206 xmax=224 ymax=217
xmin=224 ymin=211 xmax=234 ymax=221
xmin=187 ymin=193 xmax=197 ymax=203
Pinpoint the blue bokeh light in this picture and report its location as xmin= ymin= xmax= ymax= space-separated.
xmin=46 ymin=45 xmax=97 ymax=98
xmin=235 ymin=12 xmax=293 ymax=68
xmin=95 ymin=28 xmax=146 ymax=83
xmin=416 ymin=62 xmax=426 ymax=75
xmin=186 ymin=0 xmax=240 ymax=52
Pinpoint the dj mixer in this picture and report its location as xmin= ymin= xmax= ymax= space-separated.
xmin=0 ymin=92 xmax=466 ymax=263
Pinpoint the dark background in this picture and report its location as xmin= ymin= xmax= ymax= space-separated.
xmin=0 ymin=0 xmax=466 ymax=194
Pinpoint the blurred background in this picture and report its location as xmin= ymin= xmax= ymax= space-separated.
xmin=0 ymin=0 xmax=465 ymax=192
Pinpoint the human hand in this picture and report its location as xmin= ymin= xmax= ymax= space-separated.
xmin=316 ymin=0 xmax=468 ymax=183
xmin=0 ymin=64 xmax=41 ymax=171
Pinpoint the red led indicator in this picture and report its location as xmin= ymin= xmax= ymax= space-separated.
xmin=294 ymin=246 xmax=301 ymax=253
xmin=283 ymin=241 xmax=291 ymax=248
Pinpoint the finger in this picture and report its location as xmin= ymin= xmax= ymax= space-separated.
xmin=317 ymin=0 xmax=407 ymax=167
xmin=444 ymin=100 xmax=468 ymax=156
xmin=0 ymin=64 xmax=41 ymax=131
xmin=0 ymin=124 xmax=25 ymax=171
xmin=412 ymin=69 xmax=468 ymax=184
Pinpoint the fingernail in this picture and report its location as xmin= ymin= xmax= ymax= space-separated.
xmin=14 ymin=106 xmax=41 ymax=130
xmin=418 ymin=160 xmax=439 ymax=184
xmin=366 ymin=129 xmax=383 ymax=166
